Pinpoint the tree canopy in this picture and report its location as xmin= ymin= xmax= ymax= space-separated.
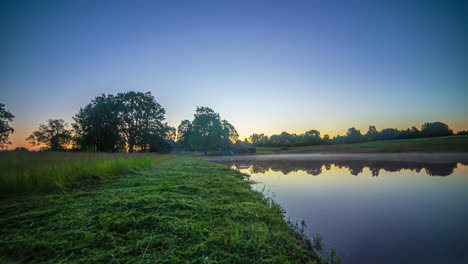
xmin=115 ymin=91 xmax=166 ymax=152
xmin=73 ymin=94 xmax=122 ymax=152
xmin=176 ymin=107 xmax=238 ymax=155
xmin=0 ymin=103 xmax=14 ymax=149
xmin=27 ymin=119 xmax=71 ymax=151
xmin=72 ymin=91 xmax=169 ymax=152
xmin=248 ymin=121 xmax=456 ymax=147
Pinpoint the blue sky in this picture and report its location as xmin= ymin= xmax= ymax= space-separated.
xmin=1 ymin=0 xmax=467 ymax=148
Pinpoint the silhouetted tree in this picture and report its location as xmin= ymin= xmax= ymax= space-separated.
xmin=345 ymin=127 xmax=362 ymax=143
xmin=177 ymin=107 xmax=237 ymax=155
xmin=304 ymin=129 xmax=322 ymax=145
xmin=27 ymin=119 xmax=71 ymax=151
xmin=176 ymin=120 xmax=192 ymax=150
xmin=189 ymin=107 xmax=224 ymax=155
xmin=364 ymin=125 xmax=378 ymax=141
xmin=248 ymin=133 xmax=269 ymax=146
xmin=0 ymin=103 xmax=14 ymax=149
xmin=220 ymin=120 xmax=239 ymax=149
xmin=378 ymin=128 xmax=400 ymax=140
xmin=115 ymin=91 xmax=165 ymax=152
xmin=73 ymin=94 xmax=122 ymax=151
xmin=420 ymin=121 xmax=453 ymax=138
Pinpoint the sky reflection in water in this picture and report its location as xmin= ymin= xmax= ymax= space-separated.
xmin=214 ymin=157 xmax=468 ymax=264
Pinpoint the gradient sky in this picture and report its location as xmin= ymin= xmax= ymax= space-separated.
xmin=1 ymin=0 xmax=467 ymax=149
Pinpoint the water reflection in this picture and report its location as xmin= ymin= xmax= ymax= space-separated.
xmin=218 ymin=159 xmax=462 ymax=177
xmin=207 ymin=154 xmax=468 ymax=264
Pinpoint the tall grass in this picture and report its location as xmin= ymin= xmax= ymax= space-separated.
xmin=0 ymin=151 xmax=173 ymax=195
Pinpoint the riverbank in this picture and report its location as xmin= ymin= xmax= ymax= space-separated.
xmin=254 ymin=135 xmax=468 ymax=154
xmin=0 ymin=157 xmax=324 ymax=263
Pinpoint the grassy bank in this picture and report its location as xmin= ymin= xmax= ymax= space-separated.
xmin=0 ymin=152 xmax=173 ymax=196
xmin=255 ymin=135 xmax=468 ymax=154
xmin=0 ymin=157 xmax=324 ymax=264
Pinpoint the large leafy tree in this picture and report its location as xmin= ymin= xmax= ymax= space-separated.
xmin=0 ymin=103 xmax=14 ymax=149
xmin=421 ymin=121 xmax=453 ymax=138
xmin=190 ymin=107 xmax=224 ymax=155
xmin=27 ymin=119 xmax=71 ymax=151
xmin=345 ymin=127 xmax=362 ymax=143
xmin=177 ymin=107 xmax=238 ymax=155
xmin=304 ymin=129 xmax=322 ymax=145
xmin=73 ymin=94 xmax=122 ymax=152
xmin=116 ymin=91 xmax=166 ymax=152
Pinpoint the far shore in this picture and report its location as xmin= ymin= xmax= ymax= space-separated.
xmin=203 ymin=152 xmax=468 ymax=163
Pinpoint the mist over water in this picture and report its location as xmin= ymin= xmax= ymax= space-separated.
xmin=208 ymin=154 xmax=468 ymax=264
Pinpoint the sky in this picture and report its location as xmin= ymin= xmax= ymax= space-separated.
xmin=1 ymin=0 xmax=467 ymax=149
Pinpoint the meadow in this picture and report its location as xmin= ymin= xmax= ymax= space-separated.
xmin=0 ymin=157 xmax=325 ymax=264
xmin=255 ymin=135 xmax=468 ymax=155
xmin=0 ymin=151 xmax=173 ymax=196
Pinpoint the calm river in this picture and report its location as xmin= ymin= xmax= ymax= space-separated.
xmin=205 ymin=154 xmax=468 ymax=264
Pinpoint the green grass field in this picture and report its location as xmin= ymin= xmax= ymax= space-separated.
xmin=0 ymin=157 xmax=325 ymax=264
xmin=0 ymin=152 xmax=173 ymax=196
xmin=255 ymin=135 xmax=468 ymax=154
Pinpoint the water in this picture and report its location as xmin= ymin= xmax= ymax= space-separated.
xmin=206 ymin=154 xmax=468 ymax=264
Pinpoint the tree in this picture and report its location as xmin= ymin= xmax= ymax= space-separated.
xmin=248 ymin=133 xmax=269 ymax=146
xmin=0 ymin=103 xmax=14 ymax=149
xmin=364 ymin=125 xmax=378 ymax=141
xmin=421 ymin=121 xmax=453 ymax=138
xmin=73 ymin=94 xmax=122 ymax=152
xmin=345 ymin=127 xmax=362 ymax=143
xmin=220 ymin=120 xmax=239 ymax=149
xmin=378 ymin=128 xmax=399 ymax=140
xmin=190 ymin=107 xmax=224 ymax=155
xmin=161 ymin=123 xmax=177 ymax=141
xmin=304 ymin=129 xmax=322 ymax=145
xmin=27 ymin=119 xmax=71 ymax=151
xmin=115 ymin=91 xmax=166 ymax=152
xmin=177 ymin=107 xmax=238 ymax=155
xmin=176 ymin=120 xmax=193 ymax=150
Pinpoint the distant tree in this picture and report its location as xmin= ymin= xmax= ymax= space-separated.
xmin=176 ymin=120 xmax=192 ymax=149
xmin=189 ymin=107 xmax=224 ymax=155
xmin=378 ymin=128 xmax=400 ymax=140
xmin=73 ymin=94 xmax=122 ymax=152
xmin=364 ymin=125 xmax=378 ymax=141
xmin=161 ymin=124 xmax=177 ymax=141
xmin=178 ymin=107 xmax=237 ymax=155
xmin=304 ymin=129 xmax=322 ymax=145
xmin=220 ymin=120 xmax=239 ymax=149
xmin=345 ymin=127 xmax=362 ymax=143
xmin=400 ymin=126 xmax=420 ymax=139
xmin=322 ymin=134 xmax=331 ymax=145
xmin=248 ymin=133 xmax=269 ymax=146
xmin=27 ymin=119 xmax=71 ymax=151
xmin=457 ymin=130 xmax=468 ymax=135
xmin=115 ymin=91 xmax=166 ymax=152
xmin=0 ymin=103 xmax=14 ymax=149
xmin=420 ymin=122 xmax=453 ymax=138
xmin=13 ymin=147 xmax=28 ymax=151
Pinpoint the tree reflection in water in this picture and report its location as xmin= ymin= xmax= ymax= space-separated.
xmin=217 ymin=159 xmax=462 ymax=177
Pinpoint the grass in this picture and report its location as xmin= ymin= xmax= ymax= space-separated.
xmin=0 ymin=157 xmax=325 ymax=264
xmin=0 ymin=151 xmax=174 ymax=196
xmin=255 ymin=135 xmax=468 ymax=154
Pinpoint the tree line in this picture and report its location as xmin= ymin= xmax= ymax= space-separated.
xmin=0 ymin=96 xmax=467 ymax=151
xmin=248 ymin=122 xmax=463 ymax=147
xmin=0 ymin=92 xmax=238 ymax=153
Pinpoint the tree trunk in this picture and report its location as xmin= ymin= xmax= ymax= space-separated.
xmin=129 ymin=144 xmax=134 ymax=153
